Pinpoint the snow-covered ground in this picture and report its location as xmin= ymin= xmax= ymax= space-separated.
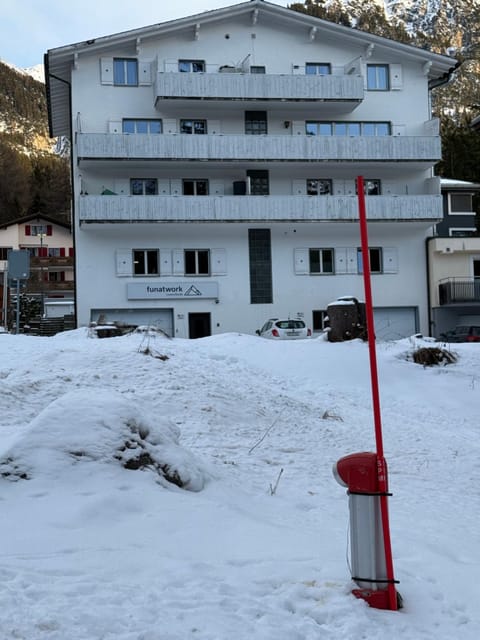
xmin=0 ymin=329 xmax=478 ymax=639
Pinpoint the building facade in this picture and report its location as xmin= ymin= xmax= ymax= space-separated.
xmin=427 ymin=179 xmax=480 ymax=336
xmin=46 ymin=0 xmax=457 ymax=339
xmin=0 ymin=214 xmax=74 ymax=327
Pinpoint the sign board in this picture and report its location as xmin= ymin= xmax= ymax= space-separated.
xmin=127 ymin=281 xmax=219 ymax=300
xmin=8 ymin=250 xmax=30 ymax=280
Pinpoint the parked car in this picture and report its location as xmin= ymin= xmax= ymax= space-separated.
xmin=256 ymin=318 xmax=311 ymax=340
xmin=438 ymin=325 xmax=480 ymax=343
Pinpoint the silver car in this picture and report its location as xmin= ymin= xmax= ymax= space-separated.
xmin=256 ymin=318 xmax=311 ymax=340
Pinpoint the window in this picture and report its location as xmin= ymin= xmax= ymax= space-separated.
xmin=250 ymin=66 xmax=266 ymax=74
xmin=26 ymin=224 xmax=52 ymax=237
xmin=248 ymin=229 xmax=273 ymax=304
xmin=178 ymin=59 xmax=205 ymax=73
xmin=0 ymin=247 xmax=12 ymax=260
xmin=130 ymin=179 xmax=158 ymax=195
xmin=133 ymin=249 xmax=159 ymax=275
xmin=122 ymin=119 xmax=162 ymax=134
xmin=180 ymin=119 xmax=207 ymax=135
xmin=307 ymin=179 xmax=332 ymax=195
xmin=309 ymin=249 xmax=334 ymax=274
xmin=245 ymin=111 xmax=268 ymax=135
xmin=247 ymin=170 xmax=269 ymax=195
xmin=305 ymin=63 xmax=331 ymax=75
xmin=357 ymin=248 xmax=382 ymax=274
xmin=184 ymin=250 xmax=210 ymax=275
xmin=367 ymin=64 xmax=389 ymax=90
xmin=183 ymin=179 xmax=209 ymax=196
xmin=48 ymin=271 xmax=65 ymax=282
xmin=449 ymin=228 xmax=476 ymax=237
xmin=47 ymin=248 xmax=62 ymax=257
xmin=113 ymin=58 xmax=138 ymax=86
xmin=356 ymin=179 xmax=381 ymax=196
xmin=305 ymin=121 xmax=390 ymax=136
xmin=449 ymin=193 xmax=473 ymax=214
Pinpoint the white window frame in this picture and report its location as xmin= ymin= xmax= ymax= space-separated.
xmin=184 ymin=249 xmax=210 ymax=276
xmin=366 ymin=64 xmax=389 ymax=91
xmin=130 ymin=178 xmax=158 ymax=195
xmin=113 ymin=58 xmax=138 ymax=86
xmin=178 ymin=59 xmax=205 ymax=73
xmin=448 ymin=192 xmax=475 ymax=215
xmin=309 ymin=248 xmax=335 ymax=274
xmin=182 ymin=179 xmax=209 ymax=196
xmin=122 ymin=119 xmax=162 ymax=134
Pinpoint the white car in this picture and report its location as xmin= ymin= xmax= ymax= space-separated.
xmin=256 ymin=318 xmax=311 ymax=340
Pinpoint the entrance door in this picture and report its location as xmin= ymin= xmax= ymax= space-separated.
xmin=188 ymin=312 xmax=211 ymax=339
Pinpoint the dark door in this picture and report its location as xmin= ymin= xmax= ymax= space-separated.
xmin=188 ymin=312 xmax=211 ymax=339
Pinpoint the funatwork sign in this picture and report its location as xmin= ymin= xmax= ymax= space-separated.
xmin=127 ymin=281 xmax=219 ymax=300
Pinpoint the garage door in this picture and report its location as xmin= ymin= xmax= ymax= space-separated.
xmin=91 ymin=308 xmax=174 ymax=337
xmin=373 ymin=307 xmax=418 ymax=341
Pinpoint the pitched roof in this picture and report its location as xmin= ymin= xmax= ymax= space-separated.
xmin=0 ymin=213 xmax=71 ymax=231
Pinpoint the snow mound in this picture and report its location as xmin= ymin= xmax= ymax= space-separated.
xmin=0 ymin=389 xmax=207 ymax=491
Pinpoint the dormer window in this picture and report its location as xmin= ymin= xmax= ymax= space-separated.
xmin=178 ymin=59 xmax=205 ymax=73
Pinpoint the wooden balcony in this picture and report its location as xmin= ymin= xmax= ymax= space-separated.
xmin=78 ymin=194 xmax=443 ymax=224
xmin=30 ymin=256 xmax=74 ymax=268
xmin=77 ymin=133 xmax=441 ymax=164
xmin=155 ymin=72 xmax=364 ymax=105
xmin=25 ymin=281 xmax=74 ymax=293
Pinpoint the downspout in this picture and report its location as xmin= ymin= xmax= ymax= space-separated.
xmin=425 ymin=236 xmax=434 ymax=337
xmin=44 ymin=53 xmax=78 ymax=330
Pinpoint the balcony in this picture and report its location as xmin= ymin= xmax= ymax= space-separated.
xmin=30 ymin=256 xmax=74 ymax=268
xmin=155 ymin=72 xmax=364 ymax=105
xmin=439 ymin=278 xmax=480 ymax=305
xmin=25 ymin=281 xmax=74 ymax=293
xmin=77 ymin=133 xmax=441 ymax=164
xmin=78 ymin=194 xmax=443 ymax=224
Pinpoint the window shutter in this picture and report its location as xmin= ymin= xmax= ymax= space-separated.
xmin=170 ymin=180 xmax=182 ymax=196
xmin=292 ymin=180 xmax=306 ymax=195
xmin=69 ymin=247 xmax=74 ymax=257
xmin=47 ymin=225 xmax=53 ymax=236
xmin=208 ymin=120 xmax=221 ymax=135
xmin=60 ymin=271 xmax=65 ymax=282
xmin=25 ymin=225 xmax=31 ymax=236
xmin=335 ymin=248 xmax=347 ymax=274
xmin=209 ymin=181 xmax=224 ymax=196
xmin=173 ymin=249 xmax=184 ymax=275
xmin=100 ymin=58 xmax=114 ymax=85
xmin=115 ymin=249 xmax=132 ymax=276
xmin=382 ymin=247 xmax=398 ymax=273
xmin=390 ymin=64 xmax=403 ymax=90
xmin=292 ymin=121 xmax=304 ymax=136
xmin=211 ymin=249 xmax=227 ymax=275
xmin=294 ymin=248 xmax=309 ymax=275
xmin=108 ymin=121 xmax=122 ymax=134
xmin=347 ymin=247 xmax=357 ymax=273
xmin=138 ymin=61 xmax=152 ymax=85
xmin=159 ymin=250 xmax=173 ymax=275
xmin=163 ymin=119 xmax=177 ymax=134
xmin=60 ymin=247 xmax=66 ymax=257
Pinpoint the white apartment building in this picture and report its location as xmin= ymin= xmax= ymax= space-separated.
xmin=45 ymin=0 xmax=457 ymax=339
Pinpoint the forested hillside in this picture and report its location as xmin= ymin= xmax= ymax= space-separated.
xmin=0 ymin=62 xmax=70 ymax=226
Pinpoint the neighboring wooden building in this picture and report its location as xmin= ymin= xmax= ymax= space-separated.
xmin=45 ymin=0 xmax=457 ymax=339
xmin=0 ymin=214 xmax=74 ymax=327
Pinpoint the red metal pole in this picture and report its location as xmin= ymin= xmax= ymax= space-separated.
xmin=356 ymin=176 xmax=398 ymax=611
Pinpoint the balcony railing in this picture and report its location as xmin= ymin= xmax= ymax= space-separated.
xmin=30 ymin=256 xmax=74 ymax=268
xmin=155 ymin=72 xmax=365 ymax=103
xmin=25 ymin=281 xmax=74 ymax=293
xmin=439 ymin=278 xmax=480 ymax=305
xmin=78 ymin=194 xmax=443 ymax=224
xmin=77 ymin=133 xmax=441 ymax=163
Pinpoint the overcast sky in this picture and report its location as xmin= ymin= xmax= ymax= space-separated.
xmin=1 ymin=0 xmax=291 ymax=69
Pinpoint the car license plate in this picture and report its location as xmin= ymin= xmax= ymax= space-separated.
xmin=287 ymin=331 xmax=299 ymax=336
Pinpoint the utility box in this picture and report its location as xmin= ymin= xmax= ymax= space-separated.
xmin=326 ymin=297 xmax=367 ymax=342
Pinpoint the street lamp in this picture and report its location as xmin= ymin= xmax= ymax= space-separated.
xmin=37 ymin=232 xmax=47 ymax=317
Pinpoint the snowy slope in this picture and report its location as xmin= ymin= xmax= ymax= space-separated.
xmin=0 ymin=330 xmax=479 ymax=639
